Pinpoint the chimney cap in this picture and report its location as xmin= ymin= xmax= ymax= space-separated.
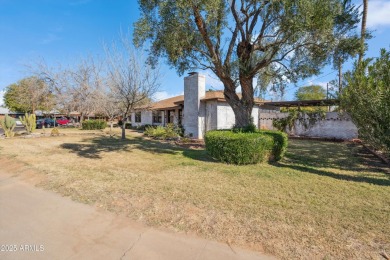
xmin=188 ymin=72 xmax=198 ymax=76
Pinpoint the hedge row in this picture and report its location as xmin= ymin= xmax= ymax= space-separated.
xmin=81 ymin=120 xmax=107 ymax=130
xmin=204 ymin=130 xmax=287 ymax=165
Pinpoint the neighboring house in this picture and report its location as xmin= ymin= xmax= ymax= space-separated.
xmin=131 ymin=73 xmax=273 ymax=139
xmin=0 ymin=107 xmax=24 ymax=120
xmin=0 ymin=107 xmax=9 ymax=120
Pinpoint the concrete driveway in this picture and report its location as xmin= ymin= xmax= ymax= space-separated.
xmin=0 ymin=170 xmax=275 ymax=260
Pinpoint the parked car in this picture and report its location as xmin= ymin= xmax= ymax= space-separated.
xmin=56 ymin=117 xmax=70 ymax=126
xmin=15 ymin=120 xmax=23 ymax=126
xmin=36 ymin=118 xmax=56 ymax=129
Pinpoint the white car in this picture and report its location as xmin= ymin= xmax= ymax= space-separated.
xmin=15 ymin=120 xmax=23 ymax=126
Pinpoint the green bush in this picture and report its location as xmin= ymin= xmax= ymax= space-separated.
xmin=342 ymin=48 xmax=390 ymax=155
xmin=0 ymin=114 xmax=16 ymax=138
xmin=205 ymin=130 xmax=287 ymax=165
xmin=144 ymin=124 xmax=180 ymax=140
xmin=260 ymin=130 xmax=288 ymax=161
xmin=144 ymin=125 xmax=166 ymax=139
xmin=81 ymin=120 xmax=107 ymax=130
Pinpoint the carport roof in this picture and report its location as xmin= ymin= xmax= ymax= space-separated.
xmin=262 ymin=99 xmax=339 ymax=108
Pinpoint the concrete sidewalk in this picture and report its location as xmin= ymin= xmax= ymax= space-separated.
xmin=0 ymin=171 xmax=276 ymax=260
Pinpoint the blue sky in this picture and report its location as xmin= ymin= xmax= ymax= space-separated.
xmin=1 ymin=0 xmax=390 ymax=106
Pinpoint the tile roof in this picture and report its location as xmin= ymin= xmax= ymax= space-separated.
xmin=136 ymin=91 xmax=265 ymax=110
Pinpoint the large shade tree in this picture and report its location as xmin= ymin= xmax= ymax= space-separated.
xmin=134 ymin=0 xmax=360 ymax=127
xmin=4 ymin=76 xmax=54 ymax=113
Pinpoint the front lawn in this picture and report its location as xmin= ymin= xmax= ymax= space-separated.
xmin=0 ymin=133 xmax=389 ymax=259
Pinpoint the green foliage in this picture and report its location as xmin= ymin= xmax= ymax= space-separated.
xmin=260 ymin=130 xmax=289 ymax=161
xmin=204 ymin=130 xmax=287 ymax=165
xmin=20 ymin=113 xmax=36 ymax=134
xmin=295 ymin=85 xmax=327 ymax=101
xmin=134 ymin=0 xmax=359 ymax=127
xmin=294 ymin=85 xmax=328 ymax=112
xmin=4 ymin=77 xmax=54 ymax=113
xmin=273 ymin=109 xmax=326 ymax=133
xmin=51 ymin=127 xmax=60 ymax=136
xmin=341 ymin=48 xmax=390 ymax=155
xmin=0 ymin=114 xmax=16 ymax=138
xmin=144 ymin=123 xmax=182 ymax=140
xmin=81 ymin=120 xmax=107 ymax=130
xmin=144 ymin=125 xmax=166 ymax=139
xmin=233 ymin=121 xmax=257 ymax=133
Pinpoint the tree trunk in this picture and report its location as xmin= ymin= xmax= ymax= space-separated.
xmin=222 ymin=76 xmax=254 ymax=128
xmin=80 ymin=113 xmax=84 ymax=128
xmin=338 ymin=59 xmax=342 ymax=95
xmin=359 ymin=0 xmax=368 ymax=63
xmin=121 ymin=116 xmax=126 ymax=140
xmin=110 ymin=121 xmax=113 ymax=137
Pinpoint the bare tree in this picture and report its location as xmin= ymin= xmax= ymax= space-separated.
xmin=95 ymin=85 xmax=121 ymax=136
xmin=105 ymin=36 xmax=160 ymax=140
xmin=63 ymin=57 xmax=103 ymax=124
xmin=28 ymin=58 xmax=100 ymax=123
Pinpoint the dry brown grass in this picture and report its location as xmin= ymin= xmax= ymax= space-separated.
xmin=0 ymin=130 xmax=389 ymax=259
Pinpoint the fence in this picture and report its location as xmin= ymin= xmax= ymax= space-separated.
xmin=259 ymin=112 xmax=358 ymax=140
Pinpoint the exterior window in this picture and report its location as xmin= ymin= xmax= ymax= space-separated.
xmin=152 ymin=111 xmax=162 ymax=123
xmin=135 ymin=112 xmax=141 ymax=123
xmin=178 ymin=109 xmax=183 ymax=125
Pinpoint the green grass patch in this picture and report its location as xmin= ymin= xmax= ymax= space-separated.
xmin=0 ymin=135 xmax=388 ymax=259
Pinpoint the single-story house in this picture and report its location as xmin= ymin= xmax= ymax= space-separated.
xmin=0 ymin=107 xmax=24 ymax=121
xmin=131 ymin=72 xmax=274 ymax=139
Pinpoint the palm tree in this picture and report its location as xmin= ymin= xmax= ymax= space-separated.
xmin=359 ymin=0 xmax=368 ymax=63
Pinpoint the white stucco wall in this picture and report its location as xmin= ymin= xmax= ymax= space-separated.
xmin=205 ymin=100 xmax=218 ymax=131
xmin=142 ymin=111 xmax=153 ymax=125
xmin=259 ymin=112 xmax=358 ymax=140
xmin=131 ymin=112 xmax=135 ymax=125
xmin=216 ymin=103 xmax=236 ymax=129
xmin=131 ymin=111 xmax=153 ymax=127
xmin=216 ymin=102 xmax=260 ymax=130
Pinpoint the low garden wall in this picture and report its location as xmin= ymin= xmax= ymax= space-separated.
xmin=259 ymin=112 xmax=358 ymax=140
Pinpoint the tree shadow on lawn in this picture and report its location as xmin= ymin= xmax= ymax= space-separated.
xmin=60 ymin=136 xmax=215 ymax=162
xmin=273 ymin=162 xmax=390 ymax=186
xmin=275 ymin=140 xmax=390 ymax=186
xmin=285 ymin=140 xmax=389 ymax=173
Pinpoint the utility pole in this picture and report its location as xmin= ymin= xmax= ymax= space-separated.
xmin=326 ymin=83 xmax=330 ymax=112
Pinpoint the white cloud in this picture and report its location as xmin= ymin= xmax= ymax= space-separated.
xmin=153 ymin=91 xmax=183 ymax=101
xmin=0 ymin=90 xmax=5 ymax=107
xmin=306 ymin=80 xmax=328 ymax=90
xmin=366 ymin=0 xmax=390 ymax=28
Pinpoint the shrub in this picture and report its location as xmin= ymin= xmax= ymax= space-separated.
xmin=81 ymin=120 xmax=107 ymax=130
xmin=205 ymin=130 xmax=287 ymax=165
xmin=20 ymin=113 xmax=36 ymax=134
xmin=260 ymin=130 xmax=288 ymax=161
xmin=342 ymin=48 xmax=390 ymax=155
xmin=0 ymin=114 xmax=16 ymax=138
xmin=144 ymin=125 xmax=166 ymax=139
xmin=51 ymin=127 xmax=60 ymax=136
xmin=144 ymin=124 xmax=180 ymax=140
xmin=233 ymin=123 xmax=257 ymax=133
